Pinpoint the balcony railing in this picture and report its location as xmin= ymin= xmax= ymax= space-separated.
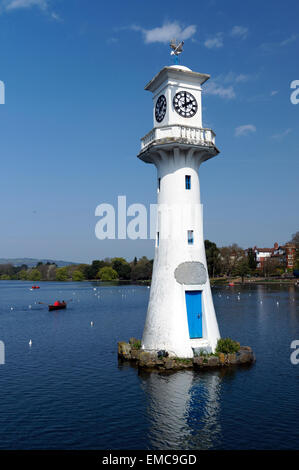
xmin=141 ymin=125 xmax=216 ymax=150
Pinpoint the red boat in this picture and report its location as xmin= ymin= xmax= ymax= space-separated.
xmin=32 ymin=286 xmax=40 ymax=289
xmin=48 ymin=302 xmax=67 ymax=312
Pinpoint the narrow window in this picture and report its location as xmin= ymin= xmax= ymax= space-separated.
xmin=185 ymin=175 xmax=191 ymax=190
xmin=187 ymin=230 xmax=194 ymax=245
xmin=156 ymin=232 xmax=160 ymax=247
xmin=158 ymin=177 xmax=161 ymax=192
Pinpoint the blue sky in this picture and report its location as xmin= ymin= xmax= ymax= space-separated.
xmin=0 ymin=0 xmax=298 ymax=263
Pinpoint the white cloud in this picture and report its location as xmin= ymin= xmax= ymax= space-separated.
xmin=205 ymin=81 xmax=235 ymax=99
xmin=3 ymin=0 xmax=47 ymax=10
xmin=261 ymin=34 xmax=298 ymax=52
xmin=51 ymin=11 xmax=62 ymax=22
xmin=106 ymin=37 xmax=118 ymax=45
xmin=131 ymin=21 xmax=196 ymax=44
xmin=235 ymin=124 xmax=256 ymax=137
xmin=204 ymin=33 xmax=223 ymax=49
xmin=1 ymin=0 xmax=61 ymax=20
xmin=220 ymin=71 xmax=251 ymax=84
xmin=280 ymin=34 xmax=297 ymax=46
xmin=271 ymin=128 xmax=292 ymax=140
xmin=230 ymin=26 xmax=248 ymax=40
xmin=204 ymin=71 xmax=252 ymax=100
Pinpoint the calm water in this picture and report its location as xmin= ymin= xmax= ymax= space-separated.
xmin=0 ymin=281 xmax=298 ymax=449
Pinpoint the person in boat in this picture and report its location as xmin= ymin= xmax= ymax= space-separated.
xmin=54 ymin=300 xmax=61 ymax=306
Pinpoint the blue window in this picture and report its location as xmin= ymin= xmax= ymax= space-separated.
xmin=185 ymin=175 xmax=191 ymax=190
xmin=188 ymin=230 xmax=194 ymax=245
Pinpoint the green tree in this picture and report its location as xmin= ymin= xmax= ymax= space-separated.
xmin=56 ymin=267 xmax=68 ymax=282
xmin=262 ymin=257 xmax=284 ymax=277
xmin=111 ymin=257 xmax=131 ymax=280
xmin=85 ymin=260 xmax=110 ymax=279
xmin=97 ymin=266 xmax=118 ymax=281
xmin=72 ymin=270 xmax=84 ymax=281
xmin=205 ymin=240 xmax=221 ymax=277
xmin=0 ymin=274 xmax=10 ymax=280
xmin=28 ymin=269 xmax=42 ymax=281
xmin=219 ymin=244 xmax=244 ymax=276
xmin=247 ymin=248 xmax=257 ymax=271
xmin=232 ymin=258 xmax=251 ymax=283
xmin=18 ymin=269 xmax=28 ymax=280
xmin=131 ymin=257 xmax=153 ymax=281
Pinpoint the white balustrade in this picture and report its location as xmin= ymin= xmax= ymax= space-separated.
xmin=141 ymin=125 xmax=216 ymax=150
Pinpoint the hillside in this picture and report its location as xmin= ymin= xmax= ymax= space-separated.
xmin=0 ymin=258 xmax=76 ymax=267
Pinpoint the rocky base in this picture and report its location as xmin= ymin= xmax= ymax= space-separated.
xmin=118 ymin=339 xmax=255 ymax=371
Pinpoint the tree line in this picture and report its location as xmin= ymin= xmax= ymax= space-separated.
xmin=0 ymin=231 xmax=298 ymax=282
xmin=0 ymin=257 xmax=154 ymax=282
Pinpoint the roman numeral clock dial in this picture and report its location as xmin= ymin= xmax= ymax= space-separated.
xmin=173 ymin=91 xmax=198 ymax=118
xmin=155 ymin=95 xmax=167 ymax=123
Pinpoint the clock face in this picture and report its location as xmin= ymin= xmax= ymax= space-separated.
xmin=173 ymin=91 xmax=198 ymax=118
xmin=155 ymin=95 xmax=167 ymax=123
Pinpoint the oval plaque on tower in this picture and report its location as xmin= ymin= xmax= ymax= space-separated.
xmin=174 ymin=261 xmax=207 ymax=285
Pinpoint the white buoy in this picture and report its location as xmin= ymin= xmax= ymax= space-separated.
xmin=10 ymin=307 xmax=13 ymax=311
xmin=28 ymin=305 xmax=32 ymax=309
xmin=29 ymin=339 xmax=32 ymax=347
xmin=90 ymin=321 xmax=94 ymax=327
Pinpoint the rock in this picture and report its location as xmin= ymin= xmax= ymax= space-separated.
xmin=164 ymin=359 xmax=176 ymax=370
xmin=240 ymin=346 xmax=252 ymax=352
xmin=227 ymin=353 xmax=237 ymax=364
xmin=174 ymin=359 xmax=193 ymax=369
xmin=118 ymin=341 xmax=131 ymax=358
xmin=138 ymin=351 xmax=157 ymax=368
xmin=218 ymin=353 xmax=225 ymax=364
xmin=118 ymin=340 xmax=255 ymax=371
xmin=193 ymin=356 xmax=203 ymax=366
xmin=193 ymin=356 xmax=204 ymax=367
xmin=207 ymin=356 xmax=220 ymax=367
xmin=130 ymin=349 xmax=142 ymax=360
xmin=237 ymin=350 xmax=254 ymax=364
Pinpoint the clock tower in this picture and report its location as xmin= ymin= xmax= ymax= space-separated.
xmin=138 ymin=64 xmax=220 ymax=358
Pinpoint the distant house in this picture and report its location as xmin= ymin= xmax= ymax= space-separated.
xmin=248 ymin=242 xmax=296 ymax=271
xmin=284 ymin=243 xmax=296 ymax=270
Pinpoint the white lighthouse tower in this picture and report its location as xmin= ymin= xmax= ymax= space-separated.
xmin=138 ymin=57 xmax=221 ymax=358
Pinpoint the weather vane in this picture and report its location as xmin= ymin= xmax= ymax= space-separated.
xmin=170 ymin=39 xmax=184 ymax=65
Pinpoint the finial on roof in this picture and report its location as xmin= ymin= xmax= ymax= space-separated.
xmin=169 ymin=39 xmax=184 ymax=65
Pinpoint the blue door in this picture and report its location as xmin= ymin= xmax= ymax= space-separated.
xmin=185 ymin=291 xmax=202 ymax=338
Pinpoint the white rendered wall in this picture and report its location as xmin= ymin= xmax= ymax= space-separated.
xmin=153 ymin=83 xmax=203 ymax=129
xmin=141 ymin=147 xmax=220 ymax=357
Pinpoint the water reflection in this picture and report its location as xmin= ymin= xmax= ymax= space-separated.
xmin=139 ymin=369 xmax=228 ymax=450
xmin=288 ymin=286 xmax=297 ymax=321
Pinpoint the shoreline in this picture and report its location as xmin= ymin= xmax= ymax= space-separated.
xmin=0 ymin=278 xmax=298 ymax=286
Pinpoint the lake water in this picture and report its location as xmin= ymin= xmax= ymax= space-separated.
xmin=0 ymin=281 xmax=298 ymax=449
